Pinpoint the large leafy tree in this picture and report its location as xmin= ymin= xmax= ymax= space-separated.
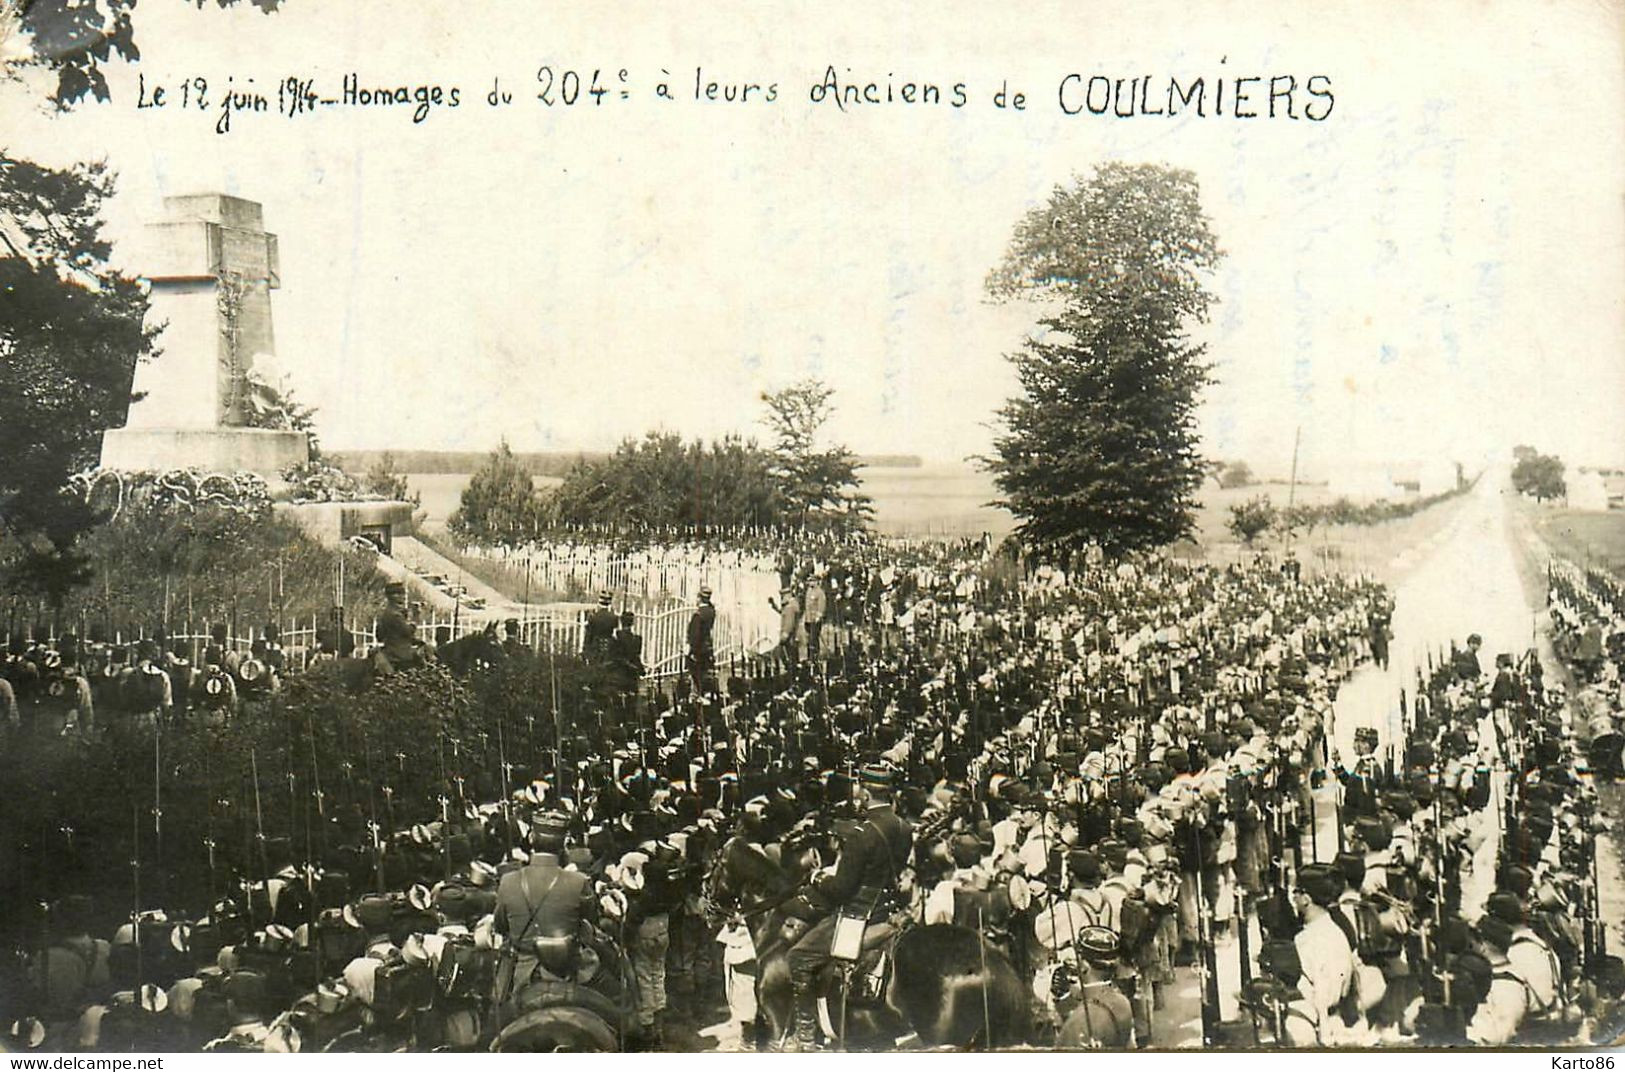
xmin=0 ymin=154 xmax=156 ymax=605
xmin=1511 ymin=449 xmax=1566 ymax=503
xmin=760 ymin=378 xmax=871 ymax=532
xmin=984 ymin=163 xmax=1221 ymax=558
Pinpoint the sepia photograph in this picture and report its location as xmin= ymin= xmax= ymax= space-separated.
xmin=0 ymin=0 xmax=1622 ymax=1056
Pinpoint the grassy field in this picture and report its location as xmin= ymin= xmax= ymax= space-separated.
xmin=1523 ymin=502 xmax=1625 ymax=576
xmin=408 ymin=466 xmax=1469 ymax=589
xmin=408 ymin=466 xmax=1017 ymax=540
xmin=1175 ymin=481 xmax=1475 ymax=585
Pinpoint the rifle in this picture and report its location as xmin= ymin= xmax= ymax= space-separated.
xmin=1192 ymin=814 xmax=1222 ymax=1045
xmin=249 ymin=748 xmax=271 ymax=886
xmin=364 ymin=744 xmax=386 ymax=895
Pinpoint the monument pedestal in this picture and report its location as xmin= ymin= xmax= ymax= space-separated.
xmin=101 ymin=194 xmax=309 ymax=480
xmin=101 ymin=427 xmax=308 ymax=475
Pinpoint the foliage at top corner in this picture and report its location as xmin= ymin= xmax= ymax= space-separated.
xmin=13 ymin=0 xmax=283 ymax=111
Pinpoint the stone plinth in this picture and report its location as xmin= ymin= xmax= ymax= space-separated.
xmin=274 ymin=500 xmax=415 ymax=553
xmin=101 ymin=427 xmax=308 ymax=475
xmin=103 ymin=193 xmax=302 ymax=480
xmin=124 ymin=194 xmax=280 ymax=431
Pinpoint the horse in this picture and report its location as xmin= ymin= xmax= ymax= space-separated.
xmin=753 ymin=912 xmax=1031 ymax=1051
xmin=718 ymin=831 xmax=1030 ymax=1050
xmin=436 ymin=629 xmax=505 ymax=676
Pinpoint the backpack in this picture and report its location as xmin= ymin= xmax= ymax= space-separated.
xmin=201 ymin=668 xmax=234 ymax=709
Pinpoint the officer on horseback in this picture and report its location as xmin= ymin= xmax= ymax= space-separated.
xmin=373 ymin=582 xmax=423 ymax=674
xmin=785 ymin=762 xmax=912 ymax=1051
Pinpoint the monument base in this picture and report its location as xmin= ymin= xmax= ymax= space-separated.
xmin=274 ymin=500 xmax=416 ymax=553
xmin=100 ymin=427 xmax=310 ymax=476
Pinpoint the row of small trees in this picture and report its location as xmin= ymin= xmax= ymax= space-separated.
xmin=448 ymin=380 xmax=871 ymax=546
xmin=1225 ymin=483 xmax=1473 ymax=545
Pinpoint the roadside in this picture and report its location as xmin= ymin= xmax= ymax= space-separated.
xmin=1503 ymin=489 xmax=1625 ymax=958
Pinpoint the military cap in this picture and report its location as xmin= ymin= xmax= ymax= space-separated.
xmin=1497 ymin=862 xmax=1535 ymax=898
xmin=1097 ymin=838 xmax=1128 ymax=871
xmin=1485 ymin=890 xmax=1525 ymax=926
xmin=1075 ymin=925 xmax=1120 ymax=965
xmin=1068 ymin=851 xmax=1102 ymax=885
xmin=529 ymin=811 xmax=571 ymax=852
xmin=858 ymin=761 xmax=895 ymax=788
xmin=1333 ymin=851 xmax=1366 ymax=890
xmin=384 ymin=581 xmax=406 ymax=596
xmin=1296 ymin=863 xmax=1343 ymax=906
xmin=1353 ymin=815 xmax=1391 ymax=851
xmin=1382 ymin=790 xmax=1417 ymax=820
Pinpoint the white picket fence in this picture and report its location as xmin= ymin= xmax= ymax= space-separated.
xmin=35 ymin=594 xmax=773 ymax=682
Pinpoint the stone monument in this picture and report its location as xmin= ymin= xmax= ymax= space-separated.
xmin=100 ymin=194 xmax=310 ymax=476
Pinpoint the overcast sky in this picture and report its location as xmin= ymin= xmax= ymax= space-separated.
xmin=6 ymin=0 xmax=1623 ymax=478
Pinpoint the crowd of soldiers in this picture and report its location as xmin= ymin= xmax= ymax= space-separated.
xmin=3 ymin=532 xmax=1623 ymax=1052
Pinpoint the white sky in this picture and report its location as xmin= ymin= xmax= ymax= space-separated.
xmin=5 ymin=0 xmax=1623 ymax=478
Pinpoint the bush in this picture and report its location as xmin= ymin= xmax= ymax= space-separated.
xmin=1227 ymin=495 xmax=1278 ymax=545
xmin=1218 ymin=461 xmax=1254 ymax=489
xmin=29 ymin=500 xmax=389 ymax=640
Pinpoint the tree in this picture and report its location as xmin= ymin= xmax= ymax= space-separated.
xmin=1218 ymin=460 xmax=1254 ymax=489
xmin=549 ymin=432 xmax=782 ymax=532
xmin=1511 ymin=450 xmax=1566 ymax=503
xmin=13 ymin=0 xmax=282 ymax=110
xmin=0 ymin=154 xmax=156 ymax=606
xmin=363 ymin=451 xmax=417 ymax=504
xmin=760 ymin=379 xmax=872 ymax=532
xmin=448 ymin=440 xmax=544 ymax=546
xmin=983 ymin=163 xmax=1222 ymax=557
xmin=1227 ymin=495 xmax=1277 ymax=545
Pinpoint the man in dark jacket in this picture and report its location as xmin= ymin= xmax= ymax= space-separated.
xmin=785 ymin=764 xmax=912 ymax=1049
xmin=1453 ymin=634 xmax=1484 ymax=682
xmin=686 ymin=587 xmax=717 ymax=694
xmin=583 ymin=591 xmax=617 ymax=663
xmin=494 ymin=812 xmax=597 ymax=986
xmin=610 ymin=611 xmax=644 ymax=710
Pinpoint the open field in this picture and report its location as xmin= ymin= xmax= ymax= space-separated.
xmin=409 ymin=467 xmax=1471 ymax=591
xmin=408 ymin=465 xmax=1016 ymax=540
xmin=1521 ymin=500 xmax=1625 ymax=576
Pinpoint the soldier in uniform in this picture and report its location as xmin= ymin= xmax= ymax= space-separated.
xmin=501 ymin=618 xmax=529 ymax=660
xmin=1055 ymin=925 xmax=1137 ymax=1048
xmin=583 ymin=591 xmax=617 ymax=664
xmin=373 ymin=582 xmax=422 ymax=674
xmin=493 ymin=812 xmax=597 ymax=989
xmin=1290 ymin=863 xmax=1357 ymax=1042
xmin=785 ymin=763 xmax=912 ymax=1050
xmin=121 ymin=640 xmax=173 ymax=726
xmin=686 ymin=586 xmax=717 ymax=695
xmin=610 ymin=611 xmax=644 ymax=711
xmin=1453 ymin=634 xmax=1485 ymax=682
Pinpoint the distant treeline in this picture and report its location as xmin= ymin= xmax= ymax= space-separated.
xmin=328 ymin=449 xmax=922 ymax=475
